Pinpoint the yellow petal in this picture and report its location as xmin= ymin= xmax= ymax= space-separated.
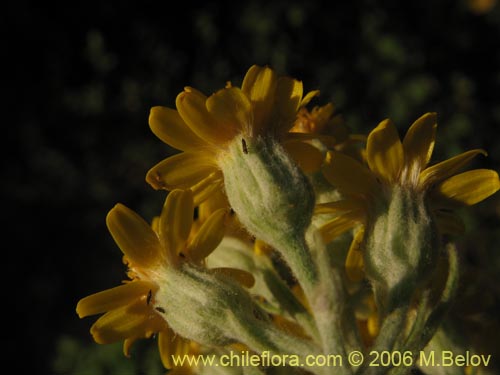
xmin=158 ymin=329 xmax=192 ymax=369
xmin=434 ymin=210 xmax=465 ymax=235
xmin=176 ymin=87 xmax=231 ymax=145
xmin=319 ymin=211 xmax=364 ymax=243
xmin=90 ymin=301 xmax=165 ymax=344
xmin=283 ymin=140 xmax=324 ymax=173
xmin=420 ymin=149 xmax=488 ymax=187
xmin=174 ymin=336 xmax=191 ymax=357
xmin=151 ymin=216 xmax=160 ymax=233
xmin=149 ymin=106 xmax=205 ymax=151
xmin=241 ymin=65 xmax=277 ymax=133
xmin=188 ymin=208 xmax=227 ymax=262
xmin=123 ymin=337 xmax=138 ymax=358
xmin=160 ymin=189 xmax=194 ymax=257
xmin=345 ymin=228 xmax=365 ymax=282
xmin=191 ymin=171 xmax=225 ymax=207
xmin=322 ymin=151 xmax=379 ymax=197
xmin=76 ymin=280 xmax=156 ymax=318
xmin=402 ymin=112 xmax=437 ymax=170
xmin=434 ymin=169 xmax=500 ymax=206
xmin=197 ymin=187 xmax=229 ymax=222
xmin=367 ymin=311 xmax=380 ymax=338
xmin=106 ymin=204 xmax=161 ymax=268
xmin=315 ymin=198 xmax=366 ymax=215
xmin=273 ymin=315 xmax=309 ymax=339
xmin=213 ymin=267 xmax=256 ymax=288
xmin=254 ymin=239 xmax=274 ymax=256
xmin=299 ymin=90 xmax=320 ymax=107
xmin=158 ymin=330 xmax=172 ymax=368
xmin=292 ymin=284 xmax=310 ymax=312
xmin=146 ymin=151 xmax=218 ymax=191
xmin=274 ymin=76 xmax=303 ymax=134
xmin=311 ymin=103 xmax=336 ymax=126
xmin=287 ymin=132 xmax=340 ymax=150
xmin=206 ymin=87 xmax=252 ymax=137
xmin=287 ymin=131 xmax=336 ymax=142
xmin=367 ymin=119 xmax=404 ymax=183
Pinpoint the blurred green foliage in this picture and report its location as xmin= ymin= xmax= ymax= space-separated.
xmin=53 ymin=336 xmax=163 ymax=375
xmin=4 ymin=0 xmax=500 ymax=373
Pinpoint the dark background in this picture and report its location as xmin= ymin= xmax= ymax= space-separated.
xmin=4 ymin=0 xmax=500 ymax=374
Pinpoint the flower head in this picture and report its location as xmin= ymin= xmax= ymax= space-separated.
xmin=146 ymin=65 xmax=322 ymax=204
xmin=288 ymin=101 xmax=364 ymax=170
xmin=290 ymin=102 xmax=351 ymax=149
xmin=318 ymin=113 xmax=500 ymax=280
xmin=76 ymin=189 xmax=252 ymax=370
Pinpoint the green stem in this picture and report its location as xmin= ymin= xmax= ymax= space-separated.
xmin=356 ymin=306 xmax=408 ymax=375
xmin=310 ymin=232 xmax=361 ymax=364
xmin=389 ymin=244 xmax=460 ymax=375
xmin=415 ymin=244 xmax=459 ymax=344
xmin=277 ymin=231 xmax=353 ymax=375
xmin=229 ymin=312 xmax=329 ymax=375
xmin=257 ymin=255 xmax=319 ymax=340
xmin=277 ymin=234 xmax=318 ymax=289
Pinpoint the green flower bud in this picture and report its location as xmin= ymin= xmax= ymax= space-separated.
xmin=218 ymin=136 xmax=315 ymax=252
xmin=363 ymin=187 xmax=440 ymax=313
xmin=154 ymin=262 xmax=255 ymax=346
xmin=154 ymin=262 xmax=325 ymax=374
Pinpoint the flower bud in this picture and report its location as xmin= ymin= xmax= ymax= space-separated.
xmin=363 ymin=187 xmax=439 ymax=313
xmin=219 ymin=136 xmax=315 ymax=252
xmin=154 ymin=262 xmax=255 ymax=346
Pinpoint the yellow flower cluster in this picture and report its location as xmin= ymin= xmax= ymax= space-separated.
xmin=77 ymin=65 xmax=500 ymax=375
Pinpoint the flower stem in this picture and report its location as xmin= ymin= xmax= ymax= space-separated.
xmin=356 ymin=306 xmax=408 ymax=375
xmin=256 ymin=254 xmax=319 ymax=340
xmin=279 ymin=230 xmax=354 ymax=375
xmin=389 ymin=244 xmax=459 ymax=375
xmin=229 ymin=311 xmax=329 ymax=375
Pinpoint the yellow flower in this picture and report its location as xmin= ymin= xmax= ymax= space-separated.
xmin=146 ymin=65 xmax=322 ymax=204
xmin=194 ymin=189 xmax=252 ymax=243
xmin=290 ymin=101 xmax=367 ymax=169
xmin=291 ymin=102 xmax=353 ymax=148
xmin=467 ymin=0 xmax=497 ymax=14
xmin=76 ymin=189 xmax=252 ymax=370
xmin=317 ymin=112 xmax=500 ymax=280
